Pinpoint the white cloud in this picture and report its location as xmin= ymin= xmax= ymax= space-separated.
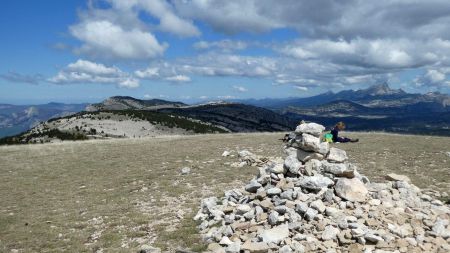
xmin=67 ymin=59 xmax=122 ymax=76
xmin=174 ymin=0 xmax=283 ymax=34
xmin=414 ymin=68 xmax=450 ymax=87
xmin=143 ymin=94 xmax=153 ymax=99
xmin=68 ymin=0 xmax=200 ymax=60
xmin=127 ymin=0 xmax=200 ymax=37
xmin=164 ymin=75 xmax=191 ymax=82
xmin=173 ymin=0 xmax=450 ymax=40
xmin=48 ymin=59 xmax=139 ymax=88
xmin=277 ymin=38 xmax=446 ymax=69
xmin=135 ymin=67 xmax=160 ymax=79
xmin=232 ymin=85 xmax=248 ymax=92
xmin=193 ymin=39 xmax=247 ymax=51
xmin=70 ymin=20 xmax=167 ymax=60
xmin=118 ymin=78 xmax=140 ymax=88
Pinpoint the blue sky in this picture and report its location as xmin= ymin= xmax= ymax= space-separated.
xmin=1 ymin=0 xmax=450 ymax=104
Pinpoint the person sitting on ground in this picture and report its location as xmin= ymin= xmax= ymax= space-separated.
xmin=331 ymin=122 xmax=359 ymax=143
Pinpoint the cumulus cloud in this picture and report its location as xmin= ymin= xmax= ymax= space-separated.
xmin=173 ymin=0 xmax=450 ymax=40
xmin=135 ymin=52 xmax=397 ymax=89
xmin=48 ymin=59 xmax=139 ymax=88
xmin=135 ymin=67 xmax=160 ymax=79
xmin=70 ymin=20 xmax=167 ymax=60
xmin=118 ymin=0 xmax=200 ymax=37
xmin=414 ymin=68 xmax=450 ymax=88
xmin=174 ymin=0 xmax=283 ymax=34
xmin=278 ymin=38 xmax=448 ymax=69
xmin=169 ymin=0 xmax=450 ymax=91
xmin=59 ymin=0 xmax=450 ymax=92
xmin=0 ymin=71 xmax=44 ymax=84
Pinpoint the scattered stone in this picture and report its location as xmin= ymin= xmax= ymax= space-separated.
xmin=236 ymin=205 xmax=252 ymax=215
xmin=241 ymin=241 xmax=269 ymax=253
xmin=385 ymin=173 xmax=411 ymax=183
xmin=219 ymin=236 xmax=233 ymax=246
xmin=261 ymin=224 xmax=289 ymax=244
xmin=245 ymin=180 xmax=262 ymax=193
xmin=139 ymin=245 xmax=161 ymax=253
xmin=181 ymin=167 xmax=191 ymax=175
xmin=321 ymin=225 xmax=340 ymax=241
xmin=335 ymin=178 xmax=368 ymax=202
xmin=222 ymin=151 xmax=231 ymax=157
xmin=225 ymin=242 xmax=240 ymax=253
xmin=310 ymin=200 xmax=326 ymax=213
xmin=298 ymin=175 xmax=334 ymax=191
xmin=267 ymin=187 xmax=282 ymax=196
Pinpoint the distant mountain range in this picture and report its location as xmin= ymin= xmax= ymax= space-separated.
xmin=1 ymin=84 xmax=449 ymax=142
xmin=238 ymin=83 xmax=450 ymax=109
xmin=0 ymin=97 xmax=295 ymax=144
xmin=0 ymin=103 xmax=87 ymax=138
xmin=245 ymin=84 xmax=450 ymax=135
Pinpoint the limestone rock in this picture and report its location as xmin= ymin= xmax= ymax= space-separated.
xmin=284 ymin=155 xmax=302 ymax=175
xmin=310 ymin=200 xmax=326 ymax=213
xmin=385 ymin=173 xmax=411 ymax=183
xmin=295 ymin=122 xmax=325 ymax=137
xmin=279 ymin=245 xmax=293 ymax=253
xmin=326 ymin=148 xmax=348 ymax=163
xmin=267 ymin=187 xmax=282 ymax=196
xmin=300 ymin=133 xmax=321 ymax=152
xmin=321 ymin=161 xmax=354 ymax=178
xmin=241 ymin=241 xmax=269 ymax=253
xmin=322 ymin=225 xmax=340 ymax=241
xmin=236 ymin=204 xmax=252 ymax=215
xmin=261 ymin=224 xmax=289 ymax=244
xmin=139 ymin=245 xmax=161 ymax=253
xmin=269 ymin=163 xmax=286 ymax=174
xmin=181 ymin=167 xmax=191 ymax=175
xmin=222 ymin=151 xmax=231 ymax=157
xmin=245 ymin=180 xmax=262 ymax=193
xmin=299 ymin=175 xmax=334 ymax=191
xmin=225 ymin=242 xmax=241 ymax=253
xmin=335 ymin=178 xmax=368 ymax=202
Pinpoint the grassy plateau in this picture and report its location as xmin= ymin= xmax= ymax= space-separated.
xmin=0 ymin=132 xmax=449 ymax=252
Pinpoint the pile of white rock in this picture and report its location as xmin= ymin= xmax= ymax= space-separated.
xmin=194 ymin=122 xmax=450 ymax=253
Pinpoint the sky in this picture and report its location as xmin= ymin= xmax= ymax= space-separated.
xmin=1 ymin=0 xmax=450 ymax=105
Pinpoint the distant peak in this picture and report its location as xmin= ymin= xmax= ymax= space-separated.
xmin=363 ymin=83 xmax=404 ymax=96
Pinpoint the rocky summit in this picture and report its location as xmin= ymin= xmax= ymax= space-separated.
xmin=194 ymin=122 xmax=450 ymax=253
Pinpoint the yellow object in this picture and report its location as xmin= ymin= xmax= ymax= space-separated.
xmin=324 ymin=133 xmax=333 ymax=143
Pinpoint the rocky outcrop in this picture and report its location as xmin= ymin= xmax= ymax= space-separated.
xmin=195 ymin=122 xmax=450 ymax=252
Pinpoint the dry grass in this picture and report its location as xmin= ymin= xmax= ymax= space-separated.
xmin=0 ymin=132 xmax=449 ymax=252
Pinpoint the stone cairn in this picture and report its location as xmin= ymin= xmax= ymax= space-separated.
xmin=194 ymin=122 xmax=450 ymax=253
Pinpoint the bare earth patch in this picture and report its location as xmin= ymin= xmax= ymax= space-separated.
xmin=0 ymin=132 xmax=449 ymax=252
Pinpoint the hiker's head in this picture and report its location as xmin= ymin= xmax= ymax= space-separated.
xmin=336 ymin=121 xmax=346 ymax=130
